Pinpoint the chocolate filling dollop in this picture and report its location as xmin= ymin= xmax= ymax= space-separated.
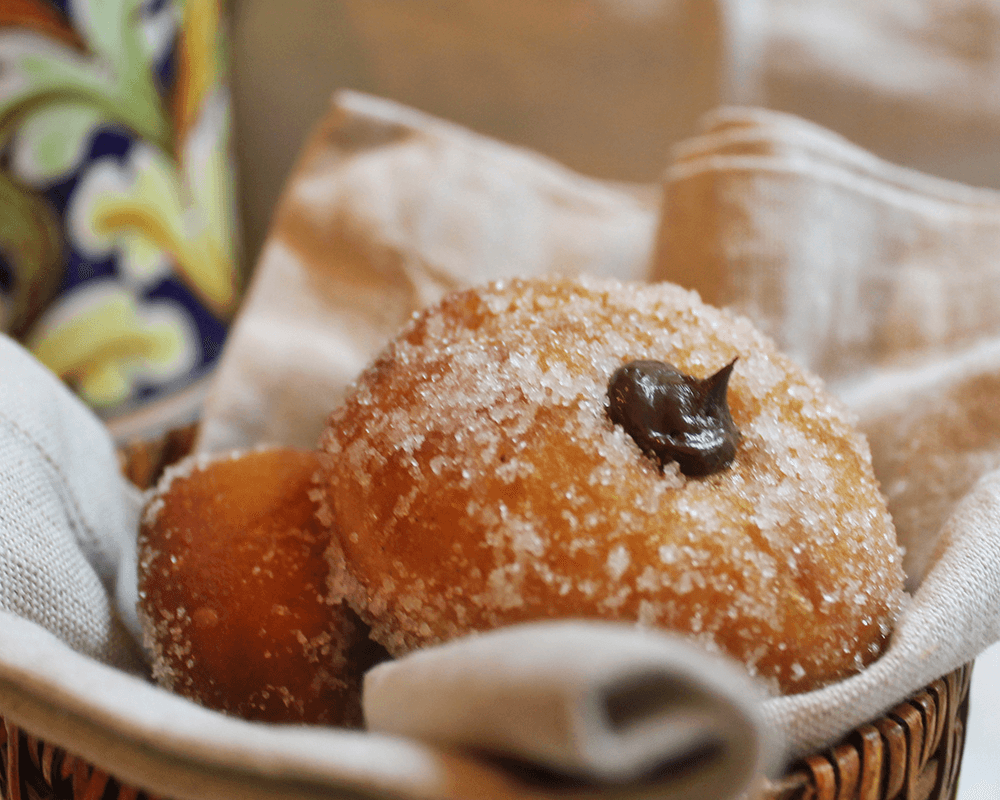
xmin=607 ymin=359 xmax=740 ymax=477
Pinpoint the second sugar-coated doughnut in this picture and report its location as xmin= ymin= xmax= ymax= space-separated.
xmin=318 ymin=277 xmax=906 ymax=694
xmin=137 ymin=448 xmax=370 ymax=725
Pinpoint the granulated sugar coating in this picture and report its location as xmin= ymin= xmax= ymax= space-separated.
xmin=137 ymin=448 xmax=371 ymax=724
xmin=319 ymin=277 xmax=906 ymax=694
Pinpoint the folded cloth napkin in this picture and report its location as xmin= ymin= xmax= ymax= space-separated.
xmin=3 ymin=93 xmax=1000 ymax=800
xmin=654 ymin=105 xmax=1000 ymax=382
xmin=841 ymin=339 xmax=1000 ymax=588
xmin=364 ymin=622 xmax=773 ymax=794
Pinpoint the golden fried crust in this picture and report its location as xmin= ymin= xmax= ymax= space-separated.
xmin=320 ymin=277 xmax=906 ymax=695
xmin=137 ymin=448 xmax=366 ymax=724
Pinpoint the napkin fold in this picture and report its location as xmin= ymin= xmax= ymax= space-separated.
xmin=364 ymin=622 xmax=773 ymax=795
xmin=0 ymin=609 xmax=769 ymax=800
xmin=842 ymin=338 xmax=1000 ymax=588
xmin=652 ymin=106 xmax=1000 ymax=759
xmin=654 ymin=106 xmax=1000 ymax=382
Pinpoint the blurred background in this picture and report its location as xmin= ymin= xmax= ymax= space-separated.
xmin=230 ymin=0 xmax=1000 ymax=264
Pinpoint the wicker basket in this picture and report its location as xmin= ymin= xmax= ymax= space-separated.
xmin=0 ymin=425 xmax=975 ymax=800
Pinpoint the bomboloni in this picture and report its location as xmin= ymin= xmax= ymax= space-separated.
xmin=318 ymin=277 xmax=906 ymax=694
xmin=137 ymin=448 xmax=368 ymax=724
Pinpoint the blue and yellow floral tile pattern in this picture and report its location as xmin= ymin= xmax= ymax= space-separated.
xmin=0 ymin=0 xmax=240 ymax=419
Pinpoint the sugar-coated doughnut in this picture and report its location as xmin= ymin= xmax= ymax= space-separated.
xmin=137 ymin=448 xmax=370 ymax=724
xmin=318 ymin=277 xmax=906 ymax=694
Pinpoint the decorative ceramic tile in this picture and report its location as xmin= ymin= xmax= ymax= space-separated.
xmin=0 ymin=0 xmax=240 ymax=430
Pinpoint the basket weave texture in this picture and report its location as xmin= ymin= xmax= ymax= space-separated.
xmin=0 ymin=426 xmax=974 ymax=800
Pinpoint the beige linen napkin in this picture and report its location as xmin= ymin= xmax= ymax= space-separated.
xmin=0 ymin=610 xmax=770 ymax=800
xmin=0 ymin=333 xmax=145 ymax=674
xmin=364 ymin=622 xmax=772 ymax=795
xmin=654 ymin=105 xmax=1000 ymax=382
xmin=842 ymin=339 xmax=1000 ymax=588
